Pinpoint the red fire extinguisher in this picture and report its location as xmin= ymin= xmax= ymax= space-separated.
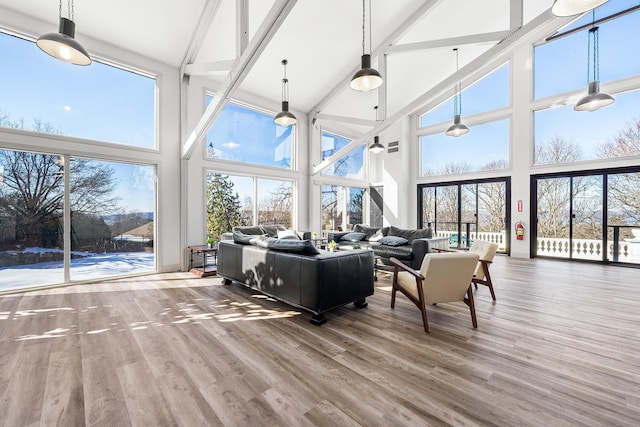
xmin=515 ymin=221 xmax=525 ymax=241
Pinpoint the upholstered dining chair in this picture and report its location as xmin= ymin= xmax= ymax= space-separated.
xmin=390 ymin=252 xmax=480 ymax=333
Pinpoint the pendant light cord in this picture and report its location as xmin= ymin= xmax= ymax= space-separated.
xmin=453 ymin=48 xmax=461 ymax=116
xmin=59 ymin=0 xmax=75 ymax=20
xmin=587 ymin=11 xmax=600 ymax=83
xmin=368 ymin=0 xmax=373 ymax=56
xmin=281 ymin=60 xmax=288 ymax=103
xmin=361 ymin=0 xmax=365 ymax=55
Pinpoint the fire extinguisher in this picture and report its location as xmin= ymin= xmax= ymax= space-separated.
xmin=515 ymin=221 xmax=525 ymax=241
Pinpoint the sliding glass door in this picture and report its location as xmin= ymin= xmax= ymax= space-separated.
xmin=419 ymin=178 xmax=510 ymax=252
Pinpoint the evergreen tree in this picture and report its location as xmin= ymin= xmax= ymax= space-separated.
xmin=206 ymin=173 xmax=245 ymax=239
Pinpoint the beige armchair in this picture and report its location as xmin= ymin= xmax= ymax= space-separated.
xmin=390 ymin=252 xmax=480 ymax=333
xmin=434 ymin=240 xmax=499 ymax=301
xmin=468 ymin=240 xmax=499 ymax=301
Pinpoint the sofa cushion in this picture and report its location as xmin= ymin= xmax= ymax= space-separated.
xmin=341 ymin=232 xmax=367 ymax=242
xmin=373 ymin=244 xmax=413 ymax=262
xmin=233 ymin=226 xmax=265 ymax=236
xmin=378 ymin=236 xmax=409 ymax=246
xmin=261 ymin=224 xmax=287 ymax=237
xmin=369 ymin=228 xmax=387 ymax=242
xmin=353 ymin=225 xmax=382 ymax=240
xmin=233 ymin=230 xmax=266 ymax=245
xmin=277 ymin=229 xmax=300 ymax=240
xmin=254 ymin=236 xmax=320 ymax=255
xmin=388 ymin=225 xmax=432 ymax=243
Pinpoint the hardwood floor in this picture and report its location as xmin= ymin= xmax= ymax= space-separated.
xmin=1 ymin=256 xmax=639 ymax=426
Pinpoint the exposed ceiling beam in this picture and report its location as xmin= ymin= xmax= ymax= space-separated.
xmin=314 ymin=113 xmax=376 ymax=127
xmin=182 ymin=0 xmax=299 ymax=159
xmin=510 ymin=0 xmax=523 ymax=31
xmin=366 ymin=9 xmax=576 ymax=142
xmin=385 ymin=31 xmax=512 ymax=54
xmin=184 ymin=59 xmax=234 ymax=76
xmin=180 ymin=0 xmax=224 ymax=71
xmin=237 ymin=0 xmax=249 ymax=57
xmin=309 ymin=0 xmax=446 ymax=119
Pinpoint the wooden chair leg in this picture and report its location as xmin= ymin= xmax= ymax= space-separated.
xmin=416 ymin=278 xmax=429 ymax=333
xmin=485 ymin=269 xmax=496 ymax=301
xmin=465 ymin=285 xmax=478 ymax=329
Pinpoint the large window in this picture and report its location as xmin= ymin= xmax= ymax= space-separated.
xmin=418 ymin=61 xmax=510 ymax=177
xmin=321 ymin=185 xmax=366 ymax=232
xmin=533 ymin=5 xmax=640 ymax=165
xmin=0 ymin=149 xmax=156 ymax=291
xmin=420 ymin=119 xmax=510 ymax=175
xmin=0 ymin=32 xmax=155 ymax=149
xmin=206 ymin=100 xmax=294 ymax=169
xmin=321 ymin=131 xmax=365 ymax=180
xmin=205 ymin=172 xmax=294 ymax=239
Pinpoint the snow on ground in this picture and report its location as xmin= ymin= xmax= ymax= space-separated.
xmin=0 ymin=252 xmax=155 ymax=291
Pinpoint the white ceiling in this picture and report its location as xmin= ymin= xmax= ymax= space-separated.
xmin=0 ymin=0 xmax=576 ymax=137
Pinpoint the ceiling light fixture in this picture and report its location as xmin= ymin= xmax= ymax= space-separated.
xmin=36 ymin=0 xmax=91 ymax=65
xmin=369 ymin=106 xmax=384 ymax=154
xmin=274 ymin=59 xmax=297 ymax=127
xmin=551 ymin=0 xmax=609 ymax=17
xmin=445 ymin=48 xmax=469 ymax=137
xmin=574 ymin=12 xmax=614 ymax=111
xmin=350 ymin=0 xmax=383 ymax=92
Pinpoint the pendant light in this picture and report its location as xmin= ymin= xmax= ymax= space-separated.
xmin=445 ymin=48 xmax=469 ymax=137
xmin=36 ymin=0 xmax=91 ymax=65
xmin=574 ymin=13 xmax=614 ymax=111
xmin=274 ymin=59 xmax=297 ymax=127
xmin=350 ymin=0 xmax=383 ymax=92
xmin=551 ymin=0 xmax=609 ymax=17
xmin=369 ymin=106 xmax=384 ymax=154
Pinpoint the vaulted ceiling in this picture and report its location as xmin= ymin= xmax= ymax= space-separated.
xmin=1 ymin=0 xmax=578 ymax=144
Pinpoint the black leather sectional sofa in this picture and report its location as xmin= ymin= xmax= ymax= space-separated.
xmin=217 ymin=226 xmax=374 ymax=325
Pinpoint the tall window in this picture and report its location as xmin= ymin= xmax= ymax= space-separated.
xmin=206 ymin=99 xmax=294 ymax=169
xmin=0 ymin=149 xmax=155 ymax=291
xmin=0 ymin=32 xmax=156 ymax=149
xmin=418 ymin=63 xmax=510 ymax=177
xmin=533 ymin=6 xmax=640 ymax=165
xmin=321 ymin=131 xmax=365 ymax=180
xmin=205 ymin=172 xmax=294 ymax=239
xmin=321 ymin=185 xmax=366 ymax=232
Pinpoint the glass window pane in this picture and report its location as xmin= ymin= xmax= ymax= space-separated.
xmin=420 ymin=63 xmax=509 ymax=127
xmin=321 ymin=131 xmax=365 ymax=179
xmin=347 ymin=188 xmax=365 ymax=229
xmin=206 ymin=173 xmax=253 ymax=238
xmin=420 ymin=119 xmax=509 ymax=176
xmin=0 ymin=149 xmax=64 ymax=290
xmin=206 ymin=101 xmax=293 ymax=169
xmin=534 ymin=89 xmax=640 ymax=165
xmin=70 ymin=160 xmax=155 ymax=281
xmin=0 ymin=32 xmax=155 ymax=149
xmin=257 ymin=178 xmax=293 ymax=228
xmin=534 ymin=8 xmax=640 ymax=99
xmin=321 ymin=185 xmax=341 ymax=232
xmin=608 ymin=171 xmax=640 ymax=265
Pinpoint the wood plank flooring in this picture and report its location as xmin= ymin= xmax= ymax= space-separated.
xmin=1 ymin=256 xmax=639 ymax=426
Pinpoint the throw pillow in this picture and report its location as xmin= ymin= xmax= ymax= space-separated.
xmin=255 ymin=237 xmax=320 ymax=255
xmin=368 ymin=228 xmax=386 ymax=242
xmin=340 ymin=232 xmax=367 ymax=242
xmin=277 ymin=229 xmax=300 ymax=240
xmin=233 ymin=230 xmax=266 ymax=245
xmin=378 ymin=236 xmax=409 ymax=247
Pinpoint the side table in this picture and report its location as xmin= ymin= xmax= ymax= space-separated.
xmin=188 ymin=245 xmax=218 ymax=277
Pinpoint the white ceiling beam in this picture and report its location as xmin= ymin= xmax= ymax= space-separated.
xmin=385 ymin=31 xmax=512 ymax=54
xmin=309 ymin=0 xmax=446 ymax=119
xmin=511 ymin=0 xmax=524 ymax=31
xmin=182 ymin=0 xmax=299 ymax=159
xmin=180 ymin=0 xmax=224 ymax=71
xmin=237 ymin=0 xmax=249 ymax=57
xmin=365 ymin=10 xmax=576 ymax=140
xmin=184 ymin=59 xmax=234 ymax=76
xmin=314 ymin=113 xmax=376 ymax=127
xmin=312 ymin=138 xmax=368 ymax=176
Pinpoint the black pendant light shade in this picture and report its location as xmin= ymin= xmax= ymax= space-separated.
xmin=351 ymin=0 xmax=383 ymax=92
xmin=37 ymin=2 xmax=91 ymax=66
xmin=575 ymin=23 xmax=614 ymax=112
xmin=369 ymin=135 xmax=385 ymax=153
xmin=274 ymin=59 xmax=297 ymax=127
xmin=351 ymin=54 xmax=383 ymax=92
xmin=445 ymin=48 xmax=469 ymax=137
xmin=551 ymin=0 xmax=609 ymax=16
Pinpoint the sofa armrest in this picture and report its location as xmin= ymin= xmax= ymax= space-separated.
xmin=297 ymin=230 xmax=312 ymax=240
xmin=411 ymin=238 xmax=432 ymax=269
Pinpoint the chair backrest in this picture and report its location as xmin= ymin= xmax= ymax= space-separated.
xmin=468 ymin=240 xmax=498 ymax=279
xmin=419 ymin=252 xmax=479 ymax=304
